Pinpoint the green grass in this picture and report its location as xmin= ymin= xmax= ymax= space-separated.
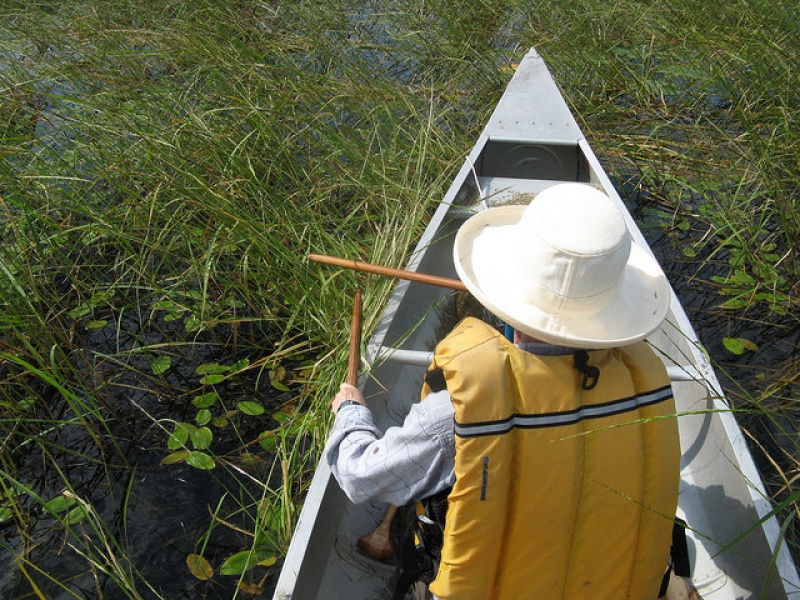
xmin=1 ymin=0 xmax=799 ymax=596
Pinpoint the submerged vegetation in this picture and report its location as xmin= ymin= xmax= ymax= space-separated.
xmin=1 ymin=0 xmax=798 ymax=597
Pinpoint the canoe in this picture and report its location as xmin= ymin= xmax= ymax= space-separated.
xmin=274 ymin=49 xmax=800 ymax=600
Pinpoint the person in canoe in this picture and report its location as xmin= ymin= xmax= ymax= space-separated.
xmin=324 ymin=183 xmax=687 ymax=599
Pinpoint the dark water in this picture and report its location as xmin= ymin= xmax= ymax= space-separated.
xmin=0 ymin=301 xmax=293 ymax=598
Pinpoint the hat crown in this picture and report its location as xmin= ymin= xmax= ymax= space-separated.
xmin=516 ymin=185 xmax=631 ymax=314
xmin=452 ymin=182 xmax=670 ymax=347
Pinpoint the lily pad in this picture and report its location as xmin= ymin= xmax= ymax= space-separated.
xmin=64 ymin=505 xmax=88 ymax=525
xmin=168 ymin=423 xmax=192 ymax=450
xmin=238 ymin=401 xmax=264 ymax=416
xmin=201 ymin=374 xmax=226 ymax=386
xmin=0 ymin=507 xmax=12 ymax=523
xmin=193 ymin=392 xmax=220 ymax=408
xmin=196 ymin=362 xmax=229 ymax=376
xmin=722 ymin=337 xmax=757 ymax=355
xmin=186 ymin=553 xmax=213 ymax=580
xmin=151 ymin=355 xmax=172 ymax=375
xmin=196 ymin=409 xmax=212 ymax=426
xmin=230 ymin=358 xmax=250 ymax=373
xmin=238 ymin=582 xmax=263 ymax=594
xmin=161 ymin=450 xmax=190 ymax=465
xmin=219 ymin=550 xmax=259 ymax=575
xmin=186 ymin=451 xmax=215 ymax=470
xmin=43 ymin=495 xmax=76 ymax=516
xmin=191 ymin=426 xmax=213 ymax=450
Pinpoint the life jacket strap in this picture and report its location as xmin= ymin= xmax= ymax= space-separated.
xmin=392 ymin=488 xmax=451 ymax=598
xmin=425 ymin=368 xmax=447 ymax=393
xmin=573 ymin=350 xmax=600 ymax=390
xmin=658 ymin=518 xmax=692 ymax=596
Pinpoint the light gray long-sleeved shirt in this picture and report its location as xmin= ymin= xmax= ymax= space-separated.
xmin=324 ymin=389 xmax=456 ymax=506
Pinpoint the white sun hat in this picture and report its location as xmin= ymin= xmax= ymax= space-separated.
xmin=453 ymin=183 xmax=670 ymax=348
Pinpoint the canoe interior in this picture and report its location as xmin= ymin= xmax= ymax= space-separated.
xmin=274 ymin=49 xmax=800 ymax=600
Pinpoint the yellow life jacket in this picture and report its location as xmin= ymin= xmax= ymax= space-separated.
xmin=421 ymin=318 xmax=680 ymax=600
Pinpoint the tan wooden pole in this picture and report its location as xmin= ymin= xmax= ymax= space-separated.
xmin=346 ymin=289 xmax=362 ymax=386
xmin=308 ymin=253 xmax=467 ymax=292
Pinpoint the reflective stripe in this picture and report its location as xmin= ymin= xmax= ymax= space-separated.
xmin=454 ymin=385 xmax=673 ymax=438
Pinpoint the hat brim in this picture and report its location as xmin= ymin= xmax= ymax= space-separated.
xmin=453 ymin=205 xmax=671 ymax=348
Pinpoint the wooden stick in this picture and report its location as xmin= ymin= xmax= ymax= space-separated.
xmin=347 ymin=289 xmax=362 ymax=386
xmin=308 ymin=253 xmax=468 ymax=292
xmin=341 ymin=287 xmax=400 ymax=561
xmin=357 ymin=504 xmax=398 ymax=561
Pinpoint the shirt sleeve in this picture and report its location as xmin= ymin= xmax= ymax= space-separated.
xmin=323 ymin=390 xmax=456 ymax=506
